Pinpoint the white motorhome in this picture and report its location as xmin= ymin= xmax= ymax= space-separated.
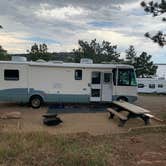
xmin=137 ymin=77 xmax=166 ymax=94
xmin=0 ymin=58 xmax=137 ymax=108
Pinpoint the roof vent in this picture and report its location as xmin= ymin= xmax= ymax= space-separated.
xmin=80 ymin=58 xmax=93 ymax=64
xmin=12 ymin=56 xmax=27 ymax=62
xmin=36 ymin=59 xmax=46 ymax=63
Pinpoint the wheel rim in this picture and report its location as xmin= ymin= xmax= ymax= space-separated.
xmin=31 ymin=98 xmax=40 ymax=107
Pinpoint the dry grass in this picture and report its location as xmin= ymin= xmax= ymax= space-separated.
xmin=0 ymin=126 xmax=166 ymax=166
xmin=0 ymin=132 xmax=112 ymax=166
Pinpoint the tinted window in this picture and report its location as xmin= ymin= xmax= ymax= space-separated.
xmin=104 ymin=73 xmax=111 ymax=83
xmin=138 ymin=84 xmax=144 ymax=88
xmin=113 ymin=69 xmax=117 ymax=85
xmin=4 ymin=70 xmax=19 ymax=81
xmin=92 ymin=72 xmax=101 ymax=84
xmin=118 ymin=69 xmax=130 ymax=86
xmin=118 ymin=69 xmax=137 ymax=86
xmin=130 ymin=69 xmax=137 ymax=86
xmin=158 ymin=84 xmax=163 ymax=88
xmin=75 ymin=70 xmax=82 ymax=80
xmin=91 ymin=89 xmax=100 ymax=97
xmin=149 ymin=84 xmax=155 ymax=89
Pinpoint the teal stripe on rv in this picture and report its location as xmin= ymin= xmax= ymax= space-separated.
xmin=28 ymin=88 xmax=90 ymax=103
xmin=44 ymin=94 xmax=90 ymax=103
xmin=0 ymin=88 xmax=90 ymax=103
xmin=0 ymin=88 xmax=29 ymax=102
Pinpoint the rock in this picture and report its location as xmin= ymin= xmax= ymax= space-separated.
xmin=0 ymin=112 xmax=21 ymax=119
xmin=141 ymin=151 xmax=166 ymax=160
xmin=130 ymin=136 xmax=142 ymax=144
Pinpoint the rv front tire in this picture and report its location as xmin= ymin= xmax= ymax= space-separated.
xmin=30 ymin=95 xmax=43 ymax=109
xmin=117 ymin=96 xmax=128 ymax=102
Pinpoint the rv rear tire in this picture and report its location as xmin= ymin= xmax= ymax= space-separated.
xmin=30 ymin=96 xmax=43 ymax=109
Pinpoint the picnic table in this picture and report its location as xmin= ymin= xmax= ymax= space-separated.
xmin=107 ymin=100 xmax=161 ymax=127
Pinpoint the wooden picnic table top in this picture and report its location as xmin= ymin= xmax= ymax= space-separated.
xmin=112 ymin=101 xmax=150 ymax=114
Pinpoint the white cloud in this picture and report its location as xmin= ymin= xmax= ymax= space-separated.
xmin=0 ymin=0 xmax=165 ymax=63
xmin=77 ymin=29 xmax=140 ymax=49
xmin=0 ymin=32 xmax=32 ymax=53
xmin=49 ymin=43 xmax=77 ymax=52
xmin=118 ymin=1 xmax=141 ymax=11
xmin=35 ymin=4 xmax=87 ymax=20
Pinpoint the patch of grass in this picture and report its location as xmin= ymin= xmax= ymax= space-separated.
xmin=159 ymin=113 xmax=166 ymax=120
xmin=127 ymin=125 xmax=166 ymax=135
xmin=0 ymin=128 xmax=165 ymax=166
xmin=0 ymin=132 xmax=112 ymax=166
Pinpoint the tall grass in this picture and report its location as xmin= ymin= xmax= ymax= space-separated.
xmin=0 ymin=132 xmax=112 ymax=166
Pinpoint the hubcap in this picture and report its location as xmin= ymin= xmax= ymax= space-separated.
xmin=32 ymin=98 xmax=40 ymax=107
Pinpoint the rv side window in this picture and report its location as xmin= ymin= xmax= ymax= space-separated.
xmin=104 ymin=73 xmax=111 ymax=83
xmin=75 ymin=70 xmax=82 ymax=80
xmin=138 ymin=84 xmax=144 ymax=88
xmin=92 ymin=72 xmax=101 ymax=84
xmin=130 ymin=69 xmax=137 ymax=86
xmin=118 ymin=69 xmax=130 ymax=86
xmin=118 ymin=69 xmax=137 ymax=86
xmin=91 ymin=89 xmax=100 ymax=97
xmin=4 ymin=70 xmax=19 ymax=81
xmin=158 ymin=84 xmax=163 ymax=88
xmin=149 ymin=84 xmax=155 ymax=89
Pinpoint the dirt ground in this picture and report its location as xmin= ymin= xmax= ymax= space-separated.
xmin=0 ymin=94 xmax=165 ymax=135
xmin=0 ymin=94 xmax=166 ymax=166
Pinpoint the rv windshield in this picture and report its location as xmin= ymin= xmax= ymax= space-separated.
xmin=118 ymin=69 xmax=137 ymax=86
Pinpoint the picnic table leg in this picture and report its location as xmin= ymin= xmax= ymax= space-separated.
xmin=127 ymin=112 xmax=150 ymax=125
xmin=127 ymin=112 xmax=137 ymax=120
xmin=109 ymin=112 xmax=115 ymax=119
xmin=109 ymin=107 xmax=123 ymax=119
xmin=118 ymin=119 xmax=127 ymax=127
xmin=141 ymin=115 xmax=150 ymax=125
xmin=115 ymin=107 xmax=123 ymax=113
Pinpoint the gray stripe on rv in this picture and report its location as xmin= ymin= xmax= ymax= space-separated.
xmin=0 ymin=88 xmax=137 ymax=103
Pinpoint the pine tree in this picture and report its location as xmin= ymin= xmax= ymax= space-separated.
xmin=141 ymin=1 xmax=166 ymax=46
xmin=73 ymin=39 xmax=121 ymax=63
xmin=125 ymin=45 xmax=137 ymax=65
xmin=135 ymin=52 xmax=158 ymax=78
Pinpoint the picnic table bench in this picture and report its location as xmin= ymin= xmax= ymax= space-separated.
xmin=107 ymin=108 xmax=128 ymax=127
xmin=107 ymin=101 xmax=162 ymax=127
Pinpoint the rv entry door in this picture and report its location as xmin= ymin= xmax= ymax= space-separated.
xmin=101 ymin=72 xmax=112 ymax=102
xmin=90 ymin=72 xmax=101 ymax=102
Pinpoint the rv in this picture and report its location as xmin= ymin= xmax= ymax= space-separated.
xmin=0 ymin=57 xmax=138 ymax=108
xmin=137 ymin=77 xmax=166 ymax=94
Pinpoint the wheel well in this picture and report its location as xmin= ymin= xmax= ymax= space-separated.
xmin=29 ymin=95 xmax=44 ymax=103
xmin=117 ymin=96 xmax=128 ymax=102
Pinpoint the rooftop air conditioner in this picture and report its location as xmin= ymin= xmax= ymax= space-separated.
xmin=36 ymin=59 xmax=46 ymax=63
xmin=49 ymin=60 xmax=64 ymax=64
xmin=80 ymin=58 xmax=93 ymax=64
xmin=12 ymin=56 xmax=27 ymax=62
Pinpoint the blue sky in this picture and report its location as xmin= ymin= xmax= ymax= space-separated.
xmin=0 ymin=0 xmax=165 ymax=63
